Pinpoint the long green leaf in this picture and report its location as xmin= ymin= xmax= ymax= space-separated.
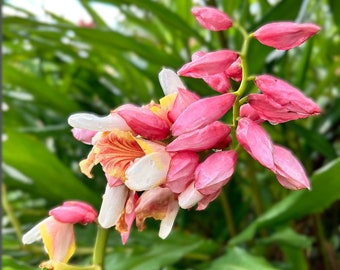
xmin=3 ymin=130 xmax=98 ymax=205
xmin=229 ymin=158 xmax=340 ymax=245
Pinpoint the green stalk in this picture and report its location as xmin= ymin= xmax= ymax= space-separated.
xmin=2 ymin=184 xmax=23 ymax=242
xmin=219 ymin=189 xmax=237 ymax=237
xmin=92 ymin=226 xmax=110 ymax=270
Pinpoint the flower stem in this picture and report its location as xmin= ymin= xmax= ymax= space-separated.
xmin=92 ymin=226 xmax=110 ymax=270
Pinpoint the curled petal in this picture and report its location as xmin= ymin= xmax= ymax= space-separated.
xmin=194 ymin=150 xmax=237 ymax=195
xmin=253 ymin=22 xmax=320 ymax=50
xmin=178 ymin=182 xmax=204 ymax=209
xmin=236 ymin=118 xmax=275 ymax=171
xmin=159 ymin=199 xmax=179 ymax=239
xmin=177 ymin=50 xmax=238 ymax=78
xmin=49 ymin=201 xmax=98 ymax=224
xmin=273 ymin=145 xmax=310 ymax=190
xmin=166 ymin=151 xmax=199 ymax=194
xmin=116 ymin=104 xmax=170 ymax=140
xmin=172 ymin=93 xmax=235 ymax=136
xmin=167 ymin=121 xmax=231 ymax=152
xmin=158 ymin=68 xmax=186 ymax=95
xmin=71 ymin=128 xmax=97 ymax=145
xmin=68 ymin=113 xmax=131 ymax=132
xmin=135 ymin=187 xmax=178 ymax=238
xmin=98 ymin=184 xmax=129 ymax=228
xmin=22 ymin=219 xmax=45 ymax=245
xmin=192 ymin=6 xmax=233 ymax=31
xmin=125 ymin=151 xmax=171 ymax=191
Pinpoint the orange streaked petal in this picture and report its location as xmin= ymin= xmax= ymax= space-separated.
xmin=94 ymin=130 xmax=144 ymax=182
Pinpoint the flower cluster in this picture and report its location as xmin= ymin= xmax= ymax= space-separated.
xmin=67 ymin=6 xmax=320 ymax=242
xmin=22 ymin=5 xmax=321 ymax=268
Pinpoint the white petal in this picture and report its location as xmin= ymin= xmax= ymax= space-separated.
xmin=158 ymin=68 xmax=185 ymax=95
xmin=178 ymin=182 xmax=204 ymax=209
xmin=159 ymin=200 xmax=179 ymax=239
xmin=98 ymin=184 xmax=129 ymax=228
xmin=68 ymin=113 xmax=131 ymax=132
xmin=125 ymin=152 xmax=171 ymax=191
xmin=22 ymin=218 xmax=46 ymax=244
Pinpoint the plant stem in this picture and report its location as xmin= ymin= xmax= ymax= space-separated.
xmin=219 ymin=188 xmax=237 ymax=237
xmin=92 ymin=226 xmax=110 ymax=270
xmin=2 ymin=184 xmax=23 ymax=242
xmin=313 ymin=213 xmax=331 ymax=270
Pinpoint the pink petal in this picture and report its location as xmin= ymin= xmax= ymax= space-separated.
xmin=240 ymin=104 xmax=264 ymax=124
xmin=171 ymin=93 xmax=235 ymax=136
xmin=71 ymin=128 xmax=97 ymax=145
xmin=197 ymin=190 xmax=221 ymax=210
xmin=167 ymin=121 xmax=231 ymax=152
xmin=120 ymin=191 xmax=138 ymax=244
xmin=226 ymin=57 xmax=242 ymax=82
xmin=236 ymin=118 xmax=275 ymax=171
xmin=273 ymin=145 xmax=310 ymax=190
xmin=116 ymin=104 xmax=170 ymax=140
xmin=177 ymin=50 xmax=238 ymax=78
xmin=166 ymin=151 xmax=199 ymax=194
xmin=49 ymin=201 xmax=98 ymax=224
xmin=194 ymin=150 xmax=237 ymax=195
xmin=253 ymin=22 xmax=320 ymax=50
xmin=254 ymin=75 xmax=321 ymax=117
xmin=191 ymin=6 xmax=233 ymax=31
xmin=203 ymin=72 xmax=231 ymax=93
xmin=168 ymin=88 xmax=200 ymax=122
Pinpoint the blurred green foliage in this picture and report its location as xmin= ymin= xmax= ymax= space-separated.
xmin=2 ymin=0 xmax=340 ymax=269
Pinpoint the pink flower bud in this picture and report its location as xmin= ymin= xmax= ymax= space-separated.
xmin=177 ymin=50 xmax=238 ymax=78
xmin=194 ymin=150 xmax=237 ymax=195
xmin=168 ymin=88 xmax=200 ymax=122
xmin=253 ymin=22 xmax=320 ymax=50
xmin=273 ymin=145 xmax=310 ymax=190
xmin=252 ymin=75 xmax=321 ymax=123
xmin=236 ymin=118 xmax=275 ymax=171
xmin=166 ymin=151 xmax=199 ymax=193
xmin=167 ymin=121 xmax=231 ymax=152
xmin=191 ymin=51 xmax=232 ymax=93
xmin=49 ymin=201 xmax=98 ymax=224
xmin=192 ymin=7 xmax=233 ymax=31
xmin=171 ymin=93 xmax=235 ymax=136
xmin=116 ymin=104 xmax=170 ymax=140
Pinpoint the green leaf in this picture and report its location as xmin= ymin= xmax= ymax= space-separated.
xmin=328 ymin=0 xmax=340 ymax=27
xmin=229 ymin=158 xmax=340 ymax=245
xmin=2 ymin=255 xmax=36 ymax=270
xmin=105 ymin=231 xmax=204 ymax=270
xmin=207 ymin=247 xmax=279 ymax=270
xmin=3 ymin=130 xmax=98 ymax=205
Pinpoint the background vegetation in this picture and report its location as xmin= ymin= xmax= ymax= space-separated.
xmin=3 ymin=0 xmax=340 ymax=269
